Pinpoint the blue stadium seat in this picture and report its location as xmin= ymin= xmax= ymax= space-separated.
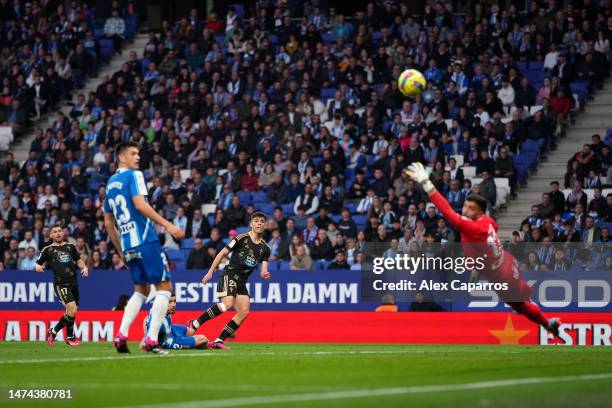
xmin=230 ymin=3 xmax=246 ymax=18
xmin=320 ymin=88 xmax=336 ymax=103
xmin=236 ymin=226 xmax=249 ymax=234
xmin=322 ymin=32 xmax=335 ymax=44
xmin=515 ymin=61 xmax=528 ymax=74
xmin=353 ymin=214 xmax=367 ymax=225
xmin=343 ymin=168 xmax=355 ymax=180
xmin=344 ymin=179 xmax=353 ymax=191
xmin=237 ymin=191 xmax=251 ymax=204
xmin=528 ymin=61 xmax=544 ymax=72
xmin=182 ymin=239 xmax=195 ymax=249
xmin=252 ymin=191 xmax=267 ymax=203
xmin=281 ymin=203 xmax=294 ymax=214
xmin=174 ymin=261 xmax=186 ymax=270
xmin=570 ymin=81 xmax=589 ymax=106
xmin=311 ymin=156 xmax=323 ymax=166
xmin=382 ymin=120 xmax=392 ymax=134
xmin=345 ymin=202 xmax=358 ymax=213
xmin=166 ymin=248 xmax=186 ymax=262
xmin=278 ymin=261 xmax=292 ymax=270
xmin=257 ymin=203 xmax=276 ymax=214
xmin=521 ymin=139 xmax=540 ymax=154
xmin=267 ymin=261 xmax=279 ymax=271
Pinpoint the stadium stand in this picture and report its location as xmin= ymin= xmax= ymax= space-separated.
xmin=0 ymin=1 xmax=611 ymax=272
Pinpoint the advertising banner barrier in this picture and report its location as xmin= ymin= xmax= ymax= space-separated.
xmin=1 ymin=311 xmax=610 ymax=345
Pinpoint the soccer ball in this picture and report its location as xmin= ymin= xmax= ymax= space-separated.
xmin=397 ymin=69 xmax=426 ymax=97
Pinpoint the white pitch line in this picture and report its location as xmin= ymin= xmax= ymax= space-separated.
xmin=111 ymin=372 xmax=612 ymax=408
xmin=0 ymin=349 xmax=430 ymax=365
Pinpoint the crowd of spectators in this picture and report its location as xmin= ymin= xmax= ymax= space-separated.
xmin=0 ymin=0 xmax=138 ymax=135
xmin=0 ymin=0 xmax=611 ymax=272
xmin=512 ymin=132 xmax=612 ymax=271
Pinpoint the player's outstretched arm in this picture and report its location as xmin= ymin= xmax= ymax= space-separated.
xmin=132 ymin=195 xmax=185 ymax=240
xmin=202 ymin=247 xmax=230 ymax=285
xmin=404 ymin=163 xmax=482 ymax=236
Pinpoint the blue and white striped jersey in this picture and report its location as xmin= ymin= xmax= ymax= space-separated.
xmin=103 ymin=168 xmax=158 ymax=252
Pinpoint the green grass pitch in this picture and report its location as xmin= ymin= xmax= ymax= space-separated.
xmin=1 ymin=342 xmax=612 ymax=408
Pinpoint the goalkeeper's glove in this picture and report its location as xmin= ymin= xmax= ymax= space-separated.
xmin=404 ymin=162 xmax=435 ymax=193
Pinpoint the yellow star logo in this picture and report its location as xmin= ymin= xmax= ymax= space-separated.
xmin=489 ymin=316 xmax=530 ymax=345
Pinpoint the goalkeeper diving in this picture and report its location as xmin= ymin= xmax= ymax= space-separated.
xmin=405 ymin=162 xmax=560 ymax=336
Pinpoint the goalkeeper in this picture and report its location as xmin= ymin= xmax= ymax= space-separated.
xmin=405 ymin=162 xmax=560 ymax=336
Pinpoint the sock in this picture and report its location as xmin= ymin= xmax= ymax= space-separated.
xmin=508 ymin=301 xmax=549 ymax=327
xmin=64 ymin=315 xmax=75 ymax=337
xmin=118 ymin=292 xmax=147 ymax=336
xmin=52 ymin=314 xmax=69 ymax=335
xmin=192 ymin=303 xmax=226 ymax=329
xmin=216 ymin=319 xmax=240 ymax=342
xmin=147 ymin=290 xmax=171 ymax=342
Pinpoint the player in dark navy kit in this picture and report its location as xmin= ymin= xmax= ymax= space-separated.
xmin=188 ymin=211 xmax=271 ymax=349
xmin=36 ymin=224 xmax=89 ymax=347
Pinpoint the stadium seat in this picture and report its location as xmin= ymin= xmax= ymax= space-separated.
xmin=252 ymin=191 xmax=267 ymax=203
xmin=528 ymin=61 xmax=544 ymax=72
xmin=257 ymin=203 xmax=276 ymax=214
xmin=166 ymin=248 xmax=186 ymax=262
xmin=345 ymin=202 xmax=358 ymax=213
xmin=320 ymin=88 xmax=336 ymax=103
xmin=230 ymin=3 xmax=246 ymax=18
xmin=278 ymin=261 xmax=292 ymax=270
xmin=237 ymin=191 xmax=251 ymax=204
xmin=311 ymin=156 xmax=323 ymax=167
xmin=353 ymin=215 xmax=367 ymax=224
xmin=181 ymin=239 xmax=195 ymax=250
xmin=281 ymin=203 xmax=294 ymax=214
xmin=322 ymin=32 xmax=335 ymax=44
xmin=236 ymin=226 xmax=249 ymax=234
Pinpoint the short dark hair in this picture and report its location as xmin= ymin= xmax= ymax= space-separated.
xmin=115 ymin=141 xmax=139 ymax=158
xmin=250 ymin=211 xmax=267 ymax=222
xmin=465 ymin=193 xmax=487 ymax=212
xmin=51 ymin=223 xmax=63 ymax=231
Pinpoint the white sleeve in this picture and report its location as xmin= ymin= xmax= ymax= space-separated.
xmin=132 ymin=171 xmax=148 ymax=196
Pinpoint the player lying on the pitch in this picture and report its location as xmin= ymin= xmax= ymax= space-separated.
xmin=141 ymin=293 xmax=210 ymax=350
xmin=405 ymin=162 xmax=560 ymax=336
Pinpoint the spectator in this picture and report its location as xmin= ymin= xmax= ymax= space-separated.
xmin=19 ymin=247 xmax=38 ymax=270
xmin=409 ymin=292 xmax=445 ymax=312
xmin=375 ymin=294 xmax=398 ymax=312
xmin=327 ymin=250 xmax=349 ymax=270
xmin=187 ymin=238 xmax=212 ymax=270
xmin=294 ymin=183 xmax=319 ymax=216
xmin=104 ymin=9 xmax=126 ymax=54
xmin=290 ymin=244 xmax=313 ymax=270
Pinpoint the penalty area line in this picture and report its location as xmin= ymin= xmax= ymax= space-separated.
xmin=111 ymin=372 xmax=612 ymax=408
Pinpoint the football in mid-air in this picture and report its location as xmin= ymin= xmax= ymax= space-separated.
xmin=397 ymin=69 xmax=426 ymax=97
